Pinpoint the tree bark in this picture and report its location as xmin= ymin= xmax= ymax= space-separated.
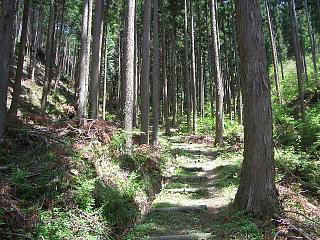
xmin=89 ymin=0 xmax=104 ymax=119
xmin=171 ymin=11 xmax=177 ymax=128
xmin=210 ymin=0 xmax=224 ymax=144
xmin=197 ymin=3 xmax=205 ymax=119
xmin=232 ymin=23 xmax=243 ymax=124
xmin=102 ymin=25 xmax=108 ymax=120
xmin=28 ymin=4 xmax=38 ymax=80
xmin=11 ymin=0 xmax=21 ymax=69
xmin=77 ymin=0 xmax=90 ymax=121
xmin=184 ymin=0 xmax=191 ymax=131
xmin=162 ymin=1 xmax=170 ymax=135
xmin=123 ymin=0 xmax=135 ymax=151
xmin=151 ymin=0 xmax=160 ymax=145
xmin=133 ymin=7 xmax=138 ymax=128
xmin=190 ymin=0 xmax=197 ymax=132
xmin=0 ymin=0 xmax=16 ymax=141
xmin=31 ymin=5 xmax=43 ymax=82
xmin=234 ymin=0 xmax=278 ymax=216
xmin=140 ymin=0 xmax=151 ymax=144
xmin=117 ymin=32 xmax=122 ymax=112
xmin=316 ymin=0 xmax=320 ymax=25
xmin=8 ymin=0 xmax=30 ymax=117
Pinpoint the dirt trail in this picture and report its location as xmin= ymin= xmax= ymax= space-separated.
xmin=126 ymin=135 xmax=238 ymax=240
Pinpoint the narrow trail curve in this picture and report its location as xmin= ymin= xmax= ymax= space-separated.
xmin=127 ymin=135 xmax=238 ymax=240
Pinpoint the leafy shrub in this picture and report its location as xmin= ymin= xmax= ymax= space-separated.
xmin=36 ymin=208 xmax=72 ymax=239
xmin=224 ymin=120 xmax=244 ymax=142
xmin=109 ymin=131 xmax=126 ymax=153
xmin=95 ymin=182 xmax=140 ymax=232
xmin=74 ymin=177 xmax=96 ymax=212
xmin=197 ymin=116 xmax=214 ymax=134
xmin=275 ymin=148 xmax=320 ymax=195
xmin=36 ymin=207 xmax=110 ymax=240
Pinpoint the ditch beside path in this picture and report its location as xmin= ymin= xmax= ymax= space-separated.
xmin=126 ymin=135 xmax=241 ymax=240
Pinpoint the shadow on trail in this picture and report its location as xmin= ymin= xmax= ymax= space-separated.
xmin=173 ymin=148 xmax=220 ymax=159
xmin=131 ymin=202 xmax=229 ymax=238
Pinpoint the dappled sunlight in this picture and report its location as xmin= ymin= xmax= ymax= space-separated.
xmin=126 ymin=134 xmax=242 ymax=239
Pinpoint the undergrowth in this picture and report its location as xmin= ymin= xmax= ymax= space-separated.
xmin=0 ymin=125 xmax=172 ymax=239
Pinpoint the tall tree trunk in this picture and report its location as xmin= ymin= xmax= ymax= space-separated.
xmin=171 ymin=12 xmax=177 ymax=128
xmin=301 ymin=38 xmax=309 ymax=84
xmin=206 ymin=4 xmax=215 ymax=119
xmin=117 ymin=32 xmax=122 ymax=111
xmin=28 ymin=4 xmax=36 ymax=77
xmin=119 ymin=4 xmax=126 ymax=120
xmin=54 ymin=0 xmax=66 ymax=86
xmin=316 ymin=0 xmax=320 ymax=25
xmin=151 ymin=0 xmax=160 ymax=145
xmin=184 ymin=0 xmax=191 ymax=131
xmin=0 ymin=0 xmax=16 ymax=141
xmin=8 ymin=0 xmax=30 ymax=117
xmin=89 ymin=0 xmax=104 ymax=118
xmin=197 ymin=3 xmax=205 ymax=119
xmin=210 ymin=0 xmax=224 ymax=144
xmin=77 ymin=0 xmax=90 ymax=121
xmin=232 ymin=23 xmax=243 ymax=124
xmin=123 ymin=0 xmax=135 ymax=151
xmin=40 ymin=0 xmax=56 ymax=113
xmin=103 ymin=26 xmax=108 ymax=120
xmin=86 ymin=0 xmax=93 ymax=106
xmin=11 ymin=0 xmax=21 ymax=69
xmin=162 ymin=1 xmax=170 ymax=135
xmin=133 ymin=7 xmax=138 ymax=128
xmin=29 ymin=4 xmax=42 ymax=82
xmin=265 ymin=0 xmax=282 ymax=105
xmin=234 ymin=0 xmax=278 ymax=216
xmin=221 ymin=7 xmax=232 ymax=121
xmin=190 ymin=0 xmax=197 ymax=132
xmin=277 ymin=35 xmax=285 ymax=82
xmin=140 ymin=0 xmax=151 ymax=144
xmin=289 ymin=0 xmax=305 ymax=121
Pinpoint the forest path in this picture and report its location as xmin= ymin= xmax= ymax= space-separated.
xmin=127 ymin=135 xmax=240 ymax=240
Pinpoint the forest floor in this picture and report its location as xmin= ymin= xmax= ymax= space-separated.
xmin=126 ymin=134 xmax=240 ymax=239
xmin=126 ymin=134 xmax=320 ymax=240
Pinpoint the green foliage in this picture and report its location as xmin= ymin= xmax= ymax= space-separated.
xmin=36 ymin=208 xmax=72 ymax=240
xmin=273 ymin=104 xmax=299 ymax=146
xmin=197 ymin=116 xmax=214 ymax=134
xmin=95 ymin=182 xmax=140 ymax=230
xmin=10 ymin=168 xmax=33 ymax=199
xmin=109 ymin=131 xmax=127 ymax=153
xmin=302 ymin=104 xmax=320 ymax=153
xmin=74 ymin=177 xmax=96 ymax=212
xmin=0 ymin=209 xmax=5 ymax=226
xmin=36 ymin=207 xmax=110 ymax=240
xmin=275 ymin=148 xmax=320 ymax=195
xmin=104 ymin=113 xmax=118 ymax=122
xmin=224 ymin=120 xmax=244 ymax=142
